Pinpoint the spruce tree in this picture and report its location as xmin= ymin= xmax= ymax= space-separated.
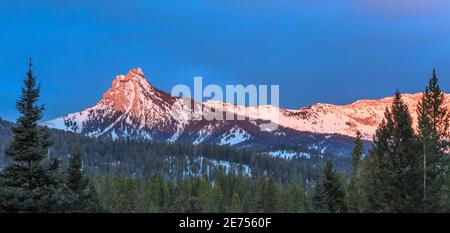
xmin=66 ymin=149 xmax=101 ymax=212
xmin=312 ymin=172 xmax=328 ymax=213
xmin=390 ymin=91 xmax=422 ymax=212
xmin=212 ymin=185 xmax=225 ymax=213
xmin=255 ymin=176 xmax=266 ymax=212
xmin=0 ymin=59 xmax=68 ymax=212
xmin=362 ymin=91 xmax=422 ymax=212
xmin=263 ymin=177 xmax=279 ymax=213
xmin=229 ymin=192 xmax=241 ymax=213
xmin=278 ymin=186 xmax=292 ymax=212
xmin=289 ymin=184 xmax=306 ymax=213
xmin=322 ymin=160 xmax=346 ymax=213
xmin=186 ymin=177 xmax=201 ymax=213
xmin=152 ymin=173 xmax=166 ymax=211
xmin=346 ymin=131 xmax=363 ymax=212
xmin=361 ymin=109 xmax=392 ymax=212
xmin=241 ymin=191 xmax=254 ymax=213
xmin=67 ymin=149 xmax=84 ymax=192
xmin=165 ymin=181 xmax=176 ymax=212
xmin=304 ymin=184 xmax=314 ymax=213
xmin=442 ymin=164 xmax=450 ymax=212
xmin=417 ymin=69 xmax=449 ymax=212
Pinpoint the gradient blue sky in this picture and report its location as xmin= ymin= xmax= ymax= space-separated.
xmin=1 ymin=0 xmax=450 ymax=121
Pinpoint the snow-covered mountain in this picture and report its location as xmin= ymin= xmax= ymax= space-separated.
xmin=45 ymin=68 xmax=202 ymax=140
xmin=43 ymin=68 xmax=450 ymax=155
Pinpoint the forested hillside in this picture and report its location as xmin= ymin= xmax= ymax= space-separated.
xmin=0 ymin=118 xmax=350 ymax=185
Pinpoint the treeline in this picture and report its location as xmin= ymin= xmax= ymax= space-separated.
xmin=0 ymin=119 xmax=351 ymax=185
xmin=48 ymin=134 xmax=324 ymax=183
xmin=92 ymin=171 xmax=311 ymax=213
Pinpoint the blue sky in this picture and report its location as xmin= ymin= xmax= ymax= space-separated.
xmin=1 ymin=0 xmax=450 ymax=121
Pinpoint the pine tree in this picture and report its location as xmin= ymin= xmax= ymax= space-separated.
xmin=0 ymin=59 xmax=69 ymax=212
xmin=277 ymin=186 xmax=291 ymax=213
xmin=346 ymin=131 xmax=363 ymax=212
xmin=211 ymin=184 xmax=225 ymax=213
xmin=362 ymin=91 xmax=422 ymax=212
xmin=304 ymin=184 xmax=314 ymax=213
xmin=164 ymin=180 xmax=176 ymax=212
xmin=255 ymin=176 xmax=266 ymax=212
xmin=417 ymin=69 xmax=449 ymax=212
xmin=241 ymin=191 xmax=254 ymax=213
xmin=361 ymin=109 xmax=392 ymax=212
xmin=263 ymin=177 xmax=279 ymax=213
xmin=289 ymin=184 xmax=306 ymax=213
xmin=66 ymin=149 xmax=101 ymax=212
xmin=82 ymin=181 xmax=103 ymax=212
xmin=312 ymin=172 xmax=328 ymax=213
xmin=152 ymin=173 xmax=166 ymax=211
xmin=67 ymin=149 xmax=84 ymax=192
xmin=442 ymin=164 xmax=450 ymax=212
xmin=135 ymin=178 xmax=156 ymax=212
xmin=229 ymin=192 xmax=241 ymax=213
xmin=390 ymin=91 xmax=422 ymax=212
xmin=322 ymin=160 xmax=346 ymax=213
xmin=186 ymin=178 xmax=202 ymax=213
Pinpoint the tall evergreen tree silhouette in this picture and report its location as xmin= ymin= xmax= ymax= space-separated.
xmin=363 ymin=91 xmax=422 ymax=212
xmin=66 ymin=149 xmax=101 ymax=212
xmin=346 ymin=131 xmax=363 ymax=212
xmin=418 ymin=69 xmax=450 ymax=212
xmin=0 ymin=59 xmax=68 ymax=212
xmin=312 ymin=169 xmax=328 ymax=213
xmin=322 ymin=160 xmax=346 ymax=213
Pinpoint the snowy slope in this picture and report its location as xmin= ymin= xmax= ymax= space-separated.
xmin=43 ymin=68 xmax=450 ymax=153
xmin=204 ymin=93 xmax=450 ymax=140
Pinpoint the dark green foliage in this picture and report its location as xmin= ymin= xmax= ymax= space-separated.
xmin=442 ymin=164 xmax=450 ymax=212
xmin=211 ymin=185 xmax=226 ymax=213
xmin=4 ymin=60 xmax=50 ymax=163
xmin=67 ymin=150 xmax=84 ymax=192
xmin=262 ymin=177 xmax=279 ymax=212
xmin=0 ymin=120 xmax=13 ymax=167
xmin=229 ymin=192 xmax=241 ymax=213
xmin=0 ymin=60 xmax=69 ymax=212
xmin=254 ymin=176 xmax=281 ymax=213
xmin=0 ymin=61 xmax=101 ymax=213
xmin=360 ymin=110 xmax=393 ymax=212
xmin=362 ymin=91 xmax=422 ymax=212
xmin=346 ymin=131 xmax=363 ymax=212
xmin=311 ymin=161 xmax=347 ymax=213
xmin=66 ymin=149 xmax=102 ymax=212
xmin=322 ymin=160 xmax=346 ymax=213
xmin=312 ymin=173 xmax=328 ymax=213
xmin=92 ymin=170 xmax=309 ymax=213
xmin=417 ymin=70 xmax=450 ymax=212
xmin=277 ymin=183 xmax=306 ymax=213
xmin=0 ymin=119 xmax=354 ymax=186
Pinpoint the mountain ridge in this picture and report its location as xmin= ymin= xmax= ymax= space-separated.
xmin=43 ymin=68 xmax=449 ymax=155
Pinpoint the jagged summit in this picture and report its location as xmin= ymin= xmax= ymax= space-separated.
xmin=112 ymin=68 xmax=147 ymax=87
xmin=120 ymin=67 xmax=145 ymax=80
xmin=128 ymin=67 xmax=144 ymax=77
xmin=43 ymin=68 xmax=450 ymax=152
